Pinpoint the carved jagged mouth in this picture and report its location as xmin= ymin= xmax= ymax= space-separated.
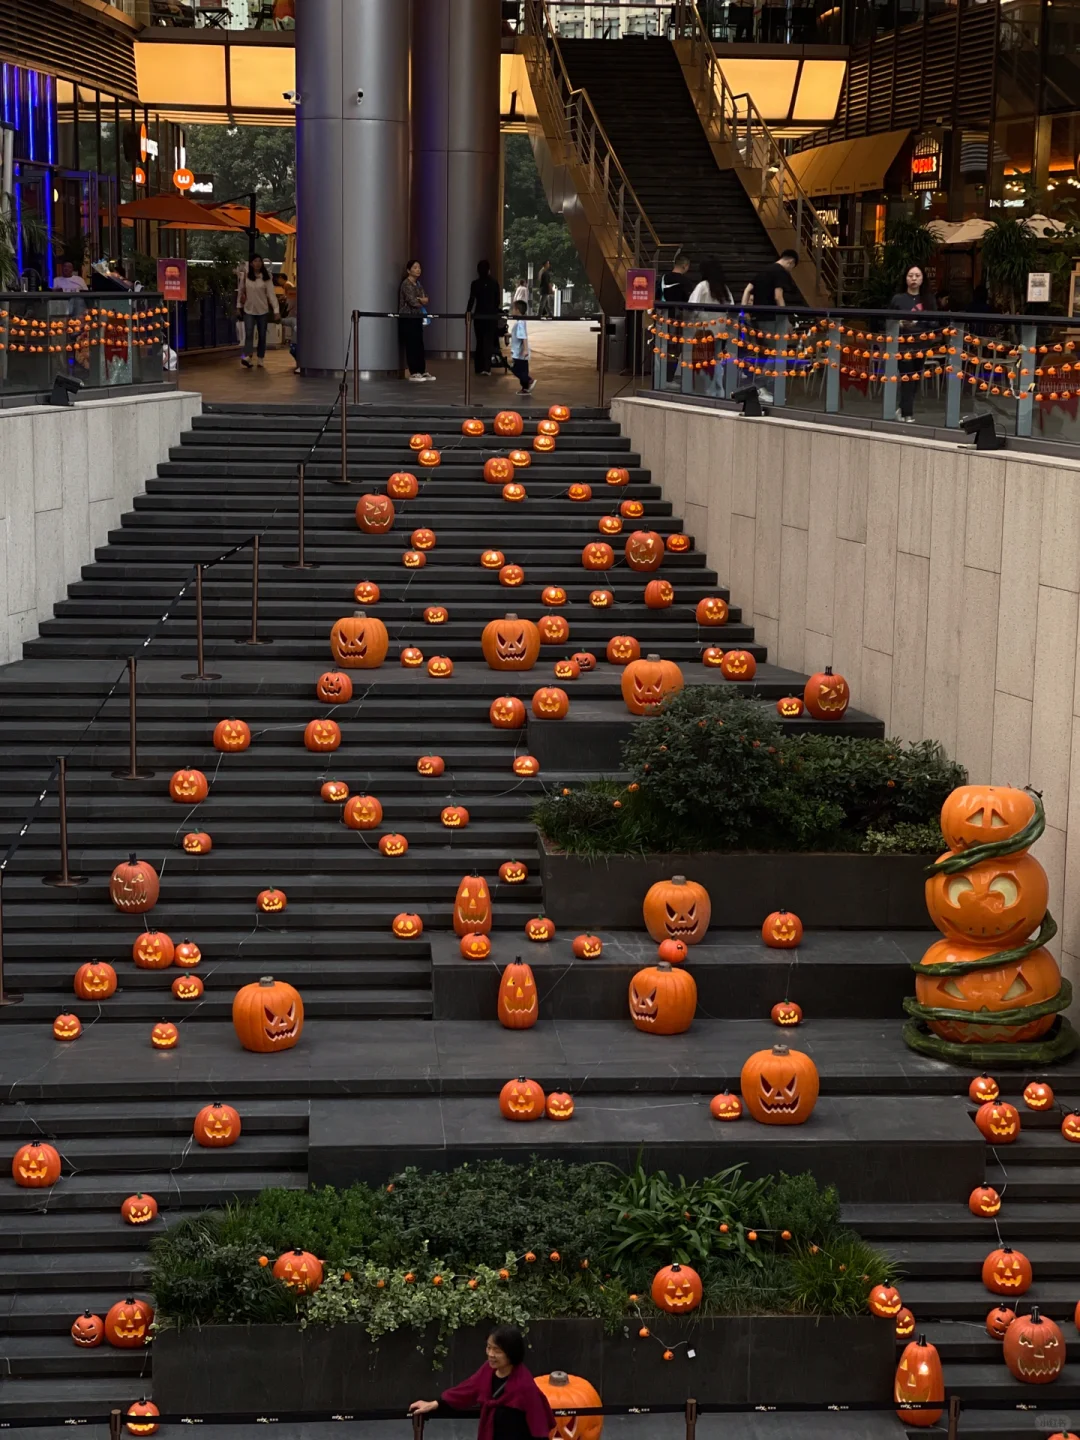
xmin=994 ymin=1274 xmax=1024 ymax=1287
xmin=264 ymin=1006 xmax=299 ymax=1042
xmin=760 ymin=1096 xmax=800 ymax=1113
xmin=498 ymin=638 xmax=526 ymax=659
xmin=1013 ymin=1356 xmax=1059 ymax=1377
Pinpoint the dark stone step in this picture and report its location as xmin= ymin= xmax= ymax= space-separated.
xmin=0 ymin=1167 xmax=304 ymax=1213
xmin=0 ymin=989 xmax=434 ymax=1023
xmin=0 ymin=1098 xmax=310 ymax=1139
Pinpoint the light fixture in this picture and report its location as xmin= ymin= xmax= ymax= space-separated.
xmin=49 ymin=376 xmax=83 ymax=407
xmin=959 ymin=412 xmax=1005 ymax=451
xmin=732 ymin=384 xmax=765 ymax=417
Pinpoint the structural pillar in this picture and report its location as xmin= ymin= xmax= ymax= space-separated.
xmin=295 ymin=0 xmax=410 ymax=376
xmin=410 ymin=0 xmax=502 ymax=357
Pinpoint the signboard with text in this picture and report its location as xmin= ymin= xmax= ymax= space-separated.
xmin=625 ymin=268 xmax=656 ymax=311
xmin=1026 ymin=272 xmax=1051 ymax=304
xmin=157 ymin=257 xmax=188 ymax=303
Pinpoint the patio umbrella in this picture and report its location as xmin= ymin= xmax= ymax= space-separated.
xmin=117 ymin=195 xmax=246 ymax=229
xmin=210 ymin=205 xmax=296 ymax=235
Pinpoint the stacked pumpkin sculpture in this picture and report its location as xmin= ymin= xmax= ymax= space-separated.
xmin=903 ymin=785 xmax=1078 ymax=1064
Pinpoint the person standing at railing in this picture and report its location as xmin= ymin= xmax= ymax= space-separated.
xmin=467 ymin=260 xmax=502 ymax=377
xmin=890 ymin=264 xmax=937 ymax=424
xmin=659 ymin=252 xmax=692 ymax=386
xmin=688 ymin=256 xmax=733 ymax=392
xmin=741 ymin=249 xmax=799 ymax=308
xmin=238 ymin=254 xmax=279 ymax=370
xmin=409 ymin=1325 xmax=555 ymax=1440
xmin=399 ymin=258 xmax=435 ymax=383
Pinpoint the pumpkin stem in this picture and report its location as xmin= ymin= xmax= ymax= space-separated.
xmin=647 ymin=653 xmax=661 ymax=661
xmin=771 ymin=1043 xmax=790 ymax=1056
xmin=916 ymin=1333 xmax=927 ymax=1346
xmin=1028 ymin=1305 xmax=1040 ymax=1322
xmin=259 ymin=977 xmax=275 ymax=987
xmin=128 ymin=852 xmax=137 ymax=863
xmin=656 ymin=961 xmax=672 ymax=972
xmin=549 ymin=1372 xmax=569 ymax=1386
xmin=672 ymin=875 xmax=686 ymax=885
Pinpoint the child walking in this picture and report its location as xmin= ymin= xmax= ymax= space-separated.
xmin=510 ymin=300 xmax=536 ymax=396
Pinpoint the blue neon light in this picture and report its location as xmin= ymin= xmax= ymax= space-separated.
xmin=28 ymin=69 xmax=36 ymax=160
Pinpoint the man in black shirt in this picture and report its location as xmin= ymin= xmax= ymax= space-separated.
xmin=659 ymin=253 xmax=692 ymax=384
xmin=742 ymin=248 xmax=799 ymax=307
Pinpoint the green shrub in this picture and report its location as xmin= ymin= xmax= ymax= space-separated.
xmin=533 ymin=690 xmax=965 ymax=856
xmin=861 ymin=821 xmax=945 ymax=854
xmin=784 ymin=1234 xmax=898 ymax=1316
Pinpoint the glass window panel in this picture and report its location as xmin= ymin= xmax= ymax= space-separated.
xmin=77 ymin=88 xmax=99 ymax=172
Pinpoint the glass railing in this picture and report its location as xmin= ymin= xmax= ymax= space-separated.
xmin=648 ymin=300 xmax=1080 ymax=446
xmin=120 ymin=0 xmax=292 ymax=29
xmin=0 ymin=292 xmax=171 ymax=397
xmin=509 ymin=0 xmax=841 ymax=45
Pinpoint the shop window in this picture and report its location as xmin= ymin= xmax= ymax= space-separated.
xmin=77 ymin=86 xmax=99 ymax=172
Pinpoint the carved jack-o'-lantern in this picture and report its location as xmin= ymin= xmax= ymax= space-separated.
xmin=387 ymin=472 xmax=418 ymax=499
xmin=925 ymin=854 xmax=1049 ymax=947
xmin=526 ymin=915 xmax=556 ymax=942
xmin=499 ymin=1075 xmax=545 ymax=1120
xmin=572 ymin=933 xmax=603 ymax=959
xmin=643 ymin=875 xmax=711 ymax=945
xmin=894 ymin=1336 xmax=944 ymax=1428
xmin=427 ymin=655 xmax=453 ymax=677
xmin=322 ymin=780 xmax=349 ymax=803
xmin=915 ymin=940 xmax=1060 ymax=1043
xmin=410 ymin=432 xmax=432 ymax=451
xmin=454 ymin=874 xmax=492 ymax=936
xmin=771 ymin=999 xmax=803 ymax=1027
xmin=986 ymin=1305 xmax=1016 ymax=1338
xmin=172 ymin=974 xmax=204 ymax=1000
xmin=777 ymin=696 xmax=804 ymax=718
xmin=590 ymin=590 xmax=614 ymax=609
xmin=494 ymin=410 xmax=524 ymax=437
xmin=696 ymin=596 xmax=729 ymax=626
xmin=379 ymin=833 xmax=409 ymax=856
xmin=105 ymin=1297 xmax=154 ymax=1348
xmin=150 ymin=1022 xmax=178 ymax=1050
xmin=490 ymin=696 xmax=526 ymax=729
xmin=644 ymin=579 xmax=674 ymax=609
xmin=482 ymin=614 xmax=541 ymax=671
xmin=317 ymin=671 xmax=353 ymax=704
xmin=403 ymin=550 xmax=427 ymax=569
xmin=740 ymin=1042 xmax=820 ymax=1125
xmin=498 ymin=960 xmax=539 ymax=1029
xmin=598 ymin=515 xmax=623 ymax=536
xmin=658 ymin=939 xmax=688 ymax=965
xmin=572 ymin=652 xmax=597 ymax=671
xmin=71 ymin=1311 xmax=104 ymax=1347
xmin=554 ymin=659 xmax=580 ymax=681
xmin=503 ymin=482 xmax=527 ymax=502
xmin=974 ymin=1100 xmax=1022 ymax=1143
xmin=232 ymin=976 xmax=304 ymax=1053
xmin=500 ymin=564 xmax=525 ymax=587
xmin=666 ymin=533 xmax=692 ymax=552
xmin=213 ymin=718 xmax=251 ymax=752
xmin=500 ymin=860 xmax=529 ymax=884
xmin=969 ymin=1185 xmax=1002 ymax=1217
xmin=894 ymin=1309 xmax=916 ymax=1339
xmin=441 ymin=805 xmax=470 ymax=828
xmin=621 ymin=654 xmax=684 ymax=715
xmin=720 ymin=649 xmax=756 ymax=681
xmin=762 ymin=910 xmax=803 ymax=948
xmin=417 ymin=755 xmax=445 ymax=776
xmin=1003 ymin=1307 xmax=1065 ymax=1385
xmin=982 ymin=1245 xmax=1032 ymax=1296
xmin=621 ymin=498 xmax=645 ymax=518
xmin=606 ymin=467 xmax=630 ymax=486
xmin=121 ymin=1193 xmax=159 ymax=1225
xmin=940 ymin=786 xmax=1037 ymax=854
xmin=401 ymin=647 xmax=425 ymax=668
xmin=513 ymin=755 xmax=540 ymax=775
xmin=628 ymin=961 xmax=697 ymax=1035
xmin=969 ymin=1073 xmax=1000 ymax=1102
xmin=424 ymin=606 xmax=448 ymax=625
xmin=412 ymin=528 xmax=437 ymax=551
xmin=330 ymin=612 xmax=389 ymax=669
xmin=534 ymin=434 xmax=556 ymax=453
xmin=418 ymin=448 xmax=441 ymax=469
xmin=11 ymin=1142 xmax=61 ymax=1187
xmin=542 ymin=585 xmax=567 ymax=606
xmin=133 ymin=931 xmax=174 ymax=969
xmin=175 ymin=940 xmax=201 ymax=968
xmin=701 ymin=647 xmax=725 ymax=667
xmin=532 ymin=686 xmax=569 ymax=719
xmin=538 ymin=418 xmax=560 ymax=437
xmin=651 ymin=1262 xmax=703 ymax=1313
xmin=803 ymin=667 xmax=850 ymax=720
xmin=460 ymin=932 xmax=491 ymax=960
xmin=509 ymin=448 xmax=531 ymax=468
xmin=53 ymin=1013 xmax=82 ymax=1041
xmin=868 ymin=1285 xmax=903 ymax=1318
xmin=710 ymin=1090 xmax=743 ymax=1120
xmin=624 ymin=531 xmax=665 ymax=572
xmin=392 ymin=912 xmax=423 ymax=939
xmin=568 ymin=483 xmax=592 ymax=502
xmin=485 ymin=457 xmax=515 ymax=484
xmin=582 ymin=542 xmax=614 ymax=571
xmin=606 ymin=635 xmax=641 ymax=665
xmin=482 ymin=549 xmax=506 ymax=569
xmin=193 ymin=1102 xmax=241 ymax=1148
xmin=355 ymin=492 xmax=395 ymax=534
xmin=549 ymin=404 xmax=572 ymax=422
xmin=544 ymin=1094 xmax=575 ymax=1122
xmin=1062 ymin=1111 xmax=1080 ymax=1142
xmin=343 ymin=794 xmax=383 ymax=830
xmin=304 ymin=718 xmax=341 ymax=752
xmin=170 ymin=769 xmax=208 ymax=803
xmin=462 ymin=418 xmax=485 ymax=437
xmin=273 ymin=1248 xmax=324 ymax=1295
xmin=74 ymin=961 xmax=118 ymax=1000
xmin=538 ymin=615 xmax=570 ymax=645
xmin=256 ymin=887 xmax=287 ymax=913
xmin=1023 ymin=1080 xmax=1054 ymax=1110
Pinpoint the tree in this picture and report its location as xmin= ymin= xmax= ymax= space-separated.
xmin=183 ymin=124 xmax=296 ymax=262
xmin=503 ymin=133 xmax=594 ymax=307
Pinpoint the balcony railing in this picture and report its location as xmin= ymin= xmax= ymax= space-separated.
xmin=0 ymin=293 xmax=170 ymax=398
xmin=117 ymin=0 xmax=292 ymax=30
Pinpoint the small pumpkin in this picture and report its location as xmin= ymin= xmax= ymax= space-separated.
xmin=379 ymin=833 xmax=409 ymax=856
xmin=969 ymin=1073 xmax=1000 ymax=1103
xmin=193 ymin=1101 xmax=241 ymax=1148
xmin=409 ymin=432 xmax=432 ymax=451
xmin=644 ymin=579 xmax=674 ymax=609
xmin=53 ymin=1013 xmax=82 ymax=1041
xmin=589 ymin=589 xmax=614 ymax=608
xmin=121 ymin=1193 xmax=159 ymax=1225
xmin=710 ymin=1090 xmax=743 ymax=1120
xmin=695 ymin=596 xmax=729 ymax=625
xmin=273 ymin=1248 xmax=324 ymax=1295
xmin=490 ymin=695 xmax=527 ymax=729
xmin=481 ymin=549 xmax=506 ymax=569
xmin=720 ymin=649 xmax=756 ymax=681
xmin=657 ymin=938 xmax=688 ymax=965
xmin=427 ymin=655 xmax=453 ymax=677
xmin=412 ymin=528 xmax=437 ymax=551
xmin=1023 ymin=1080 xmax=1054 ymax=1111
xmin=868 ymin=1284 xmax=903 ymax=1318
xmin=981 ymin=1244 xmax=1032 ymax=1295
xmin=643 ymin=875 xmax=711 ymax=945
xmin=460 ymin=932 xmax=491 ymax=960
xmin=568 ymin=483 xmax=592 ymax=502
xmin=762 ymin=909 xmax=803 ymax=948
xmin=526 ymin=915 xmax=556 ymax=942
xmin=606 ymin=635 xmax=640 ymax=665
xmin=11 ymin=1141 xmax=61 ymax=1188
xmin=776 ymin=696 xmax=804 ymax=718
xmin=441 ymin=805 xmax=470 ymax=828
xmin=572 ymin=652 xmax=597 ymax=671
xmin=666 ymin=533 xmax=692 ymax=552
xmin=968 ymin=1185 xmax=1001 ymax=1217
xmin=803 ymin=666 xmax=850 ymax=719
xmin=534 ymin=434 xmax=556 ymax=453
xmin=499 ymin=860 xmax=528 ymax=884
xmin=169 ymin=768 xmax=208 ymax=803
xmin=702 ymin=647 xmax=725 ymax=667
xmin=572 ymin=933 xmax=603 ymax=958
xmin=401 ymin=647 xmax=425 ymax=667
xmin=232 ymin=976 xmax=304 ymax=1053
xmin=628 ymin=961 xmax=697 ymax=1035
xmin=392 ymin=912 xmax=424 ymax=939
xmin=316 ymin=673 xmax=353 ymax=707
xmin=509 ymin=448 xmax=531 ymax=468
xmin=213 ymin=718 xmax=251 ymax=752
xmin=71 ymin=1311 xmax=104 ymax=1347
xmin=770 ymin=999 xmax=803 ymax=1027
xmin=418 ymin=448 xmax=441 ymax=469
xmin=171 ymin=974 xmax=203 ymax=1000
xmin=462 ymin=418 xmax=485 ymax=436
xmin=104 ymin=1297 xmax=154 ymax=1348
xmin=620 ymin=498 xmax=645 ymax=518
xmin=974 ymin=1100 xmax=1022 ymax=1144
xmin=183 ymin=831 xmax=212 ymax=855
xmin=532 ymin=686 xmax=569 ymax=719
xmin=174 ymin=940 xmax=202 ymax=968
xmin=387 ymin=472 xmax=418 ymax=499
xmin=605 ymin=466 xmax=630 ymax=486
xmin=549 ymin=404 xmax=571 ymax=421
xmin=74 ymin=961 xmax=118 ymax=1000
xmin=499 ymin=564 xmax=525 ymax=587
xmin=895 ymin=1308 xmax=916 ymax=1338
xmin=498 ymin=959 xmax=539 ymax=1029
xmin=499 ymin=1075 xmax=545 ymax=1120
xmin=417 ymin=754 xmax=445 ymax=776
xmin=1062 ymin=1111 xmax=1080 ymax=1142
xmin=126 ymin=1402 xmax=160 ymax=1436
xmin=651 ymin=1261 xmax=703 ymax=1313
xmin=343 ymin=794 xmax=383 ymax=830
xmin=150 ymin=1022 xmax=178 ymax=1050
xmin=544 ymin=1093 xmax=575 ymax=1122
xmin=494 ymin=410 xmax=524 ymax=437
xmin=986 ymin=1305 xmax=1017 ymax=1339
xmin=513 ymin=755 xmax=540 ymax=775
xmin=542 ymin=585 xmax=567 ymax=606
xmin=423 ymin=607 xmax=448 ymax=624
xmin=598 ymin=515 xmax=623 ymax=536
xmin=403 ymin=550 xmax=427 ymax=569
xmin=554 ymin=658 xmax=580 ymax=681
xmin=304 ymin=718 xmax=341 ymax=752
xmin=582 ymin=541 xmax=614 ymax=571
xmin=256 ymin=886 xmax=287 ymax=913
xmin=321 ymin=780 xmax=350 ymax=803
xmin=538 ymin=615 xmax=570 ymax=645
xmin=353 ymin=581 xmax=381 ymax=605
xmin=132 ymin=931 xmax=174 ymax=969
xmin=484 ymin=457 xmax=515 ymax=484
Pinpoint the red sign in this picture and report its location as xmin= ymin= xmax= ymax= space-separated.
xmin=625 ymin=268 xmax=656 ymax=311
xmin=157 ymin=258 xmax=188 ymax=303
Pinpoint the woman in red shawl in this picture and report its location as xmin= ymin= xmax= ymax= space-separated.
xmin=409 ymin=1324 xmax=555 ymax=1440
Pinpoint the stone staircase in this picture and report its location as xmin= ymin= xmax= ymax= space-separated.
xmin=0 ymin=402 xmax=1077 ymax=1432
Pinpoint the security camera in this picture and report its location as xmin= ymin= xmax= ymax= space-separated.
xmin=283 ymin=90 xmax=298 ymax=102
xmin=356 ymin=90 xmax=364 ymax=103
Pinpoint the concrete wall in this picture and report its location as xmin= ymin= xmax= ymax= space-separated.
xmin=0 ymin=391 xmax=201 ymax=667
xmin=613 ymin=395 xmax=1080 ymax=990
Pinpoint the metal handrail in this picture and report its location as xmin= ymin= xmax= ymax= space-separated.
xmin=522 ymin=0 xmax=676 ymax=277
xmin=673 ymin=0 xmax=841 ymax=301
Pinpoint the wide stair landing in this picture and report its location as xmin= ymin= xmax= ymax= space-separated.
xmin=0 ymin=403 xmax=1075 ymax=1431
xmin=557 ymin=39 xmax=784 ymax=298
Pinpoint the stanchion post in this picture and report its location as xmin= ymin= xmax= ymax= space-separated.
xmin=352 ymin=309 xmax=360 ymax=403
xmin=464 ymin=311 xmax=472 ymax=409
xmin=112 ymin=656 xmax=154 ymax=779
xmin=283 ymin=463 xmax=317 ymax=570
xmin=339 ymin=379 xmax=349 ymax=485
xmin=684 ymin=1397 xmax=698 ymax=1440
xmin=946 ymin=1392 xmax=960 ymax=1440
xmin=109 ymin=1408 xmax=123 ymax=1440
xmin=238 ymin=535 xmax=272 ymax=645
xmin=43 ymin=756 xmax=87 ymax=888
xmin=598 ymin=310 xmax=607 ymax=408
xmin=412 ymin=1414 xmax=426 ymax=1440
xmin=0 ymin=876 xmax=25 ymax=1006
xmin=181 ymin=564 xmax=221 ymax=681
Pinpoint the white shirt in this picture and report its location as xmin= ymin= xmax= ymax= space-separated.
xmin=54 ymin=275 xmax=87 ymax=293
xmin=689 ymin=281 xmax=733 ymax=305
xmin=513 ymin=284 xmax=529 ymax=305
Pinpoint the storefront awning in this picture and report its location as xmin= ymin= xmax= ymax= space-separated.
xmin=787 ymin=130 xmax=909 ymax=197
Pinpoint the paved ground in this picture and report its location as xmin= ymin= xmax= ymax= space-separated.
xmin=176 ymin=321 xmax=635 ymax=412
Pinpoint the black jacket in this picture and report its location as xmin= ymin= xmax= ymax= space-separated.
xmin=468 ymin=276 xmax=502 ymax=320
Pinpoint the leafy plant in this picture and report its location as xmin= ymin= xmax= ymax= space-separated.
xmin=0 ymin=208 xmax=55 ymax=289
xmin=861 ymin=820 xmax=945 ymax=854
xmin=980 ymin=218 xmax=1040 ymax=313
xmin=602 ymin=1163 xmax=771 ymax=1274
xmin=857 ymin=217 xmax=939 ymax=307
xmin=785 ymin=1234 xmax=898 ymax=1316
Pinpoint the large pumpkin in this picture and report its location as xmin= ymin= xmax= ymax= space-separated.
xmin=914 ymin=939 xmax=1061 ymax=1043
xmin=651 ymin=1262 xmax=703 ymax=1314
xmin=894 ymin=1336 xmax=944 ymax=1427
xmin=1002 ymin=1306 xmax=1066 ymax=1384
xmin=740 ymin=1043 xmax=820 ymax=1124
xmin=982 ymin=1245 xmax=1032 ymax=1296
xmin=940 ymin=785 xmax=1037 ymax=855
xmin=232 ymin=976 xmax=304 ymax=1053
xmin=482 ymin=614 xmax=541 ymax=671
xmin=924 ymin=853 xmax=1048 ymax=946
xmin=642 ymin=875 xmax=711 ymax=945
xmin=624 ymin=531 xmax=665 ymax=572
xmin=974 ymin=1100 xmax=1021 ymax=1143
xmin=110 ymin=854 xmax=159 ymax=914
xmin=620 ymin=655 xmax=684 ymax=715
xmin=484 ymin=457 xmax=515 ymax=484
xmin=330 ymin=612 xmax=389 ymax=669
xmin=355 ymin=492 xmax=395 ymax=533
xmin=628 ymin=961 xmax=697 ymax=1035
xmin=193 ymin=1101 xmax=241 ymax=1148
xmin=74 ymin=961 xmax=118 ymax=1000
xmin=454 ymin=874 xmax=492 ymax=936
xmin=499 ymin=1075 xmax=545 ymax=1120
xmin=498 ymin=959 xmax=539 ymax=1029
xmin=644 ymin=579 xmax=674 ymax=609
xmin=11 ymin=1141 xmax=61 ymax=1188
xmin=534 ymin=1372 xmax=603 ymax=1440
xmin=803 ymin=666 xmax=850 ymax=719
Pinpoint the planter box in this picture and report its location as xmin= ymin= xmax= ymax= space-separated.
xmin=540 ymin=841 xmax=935 ymax=929
xmin=153 ymin=1315 xmax=894 ymax=1412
